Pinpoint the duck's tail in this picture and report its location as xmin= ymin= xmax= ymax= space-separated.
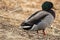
xmin=21 ymin=22 xmax=33 ymax=30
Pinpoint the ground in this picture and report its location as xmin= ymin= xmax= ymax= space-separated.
xmin=0 ymin=0 xmax=60 ymax=40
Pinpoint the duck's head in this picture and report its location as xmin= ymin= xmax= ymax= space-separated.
xmin=42 ymin=1 xmax=53 ymax=11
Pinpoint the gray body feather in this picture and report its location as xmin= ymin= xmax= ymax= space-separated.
xmin=21 ymin=11 xmax=54 ymax=31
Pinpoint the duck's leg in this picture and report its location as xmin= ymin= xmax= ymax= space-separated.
xmin=37 ymin=30 xmax=38 ymax=33
xmin=42 ymin=29 xmax=46 ymax=35
xmin=36 ymin=30 xmax=40 ymax=39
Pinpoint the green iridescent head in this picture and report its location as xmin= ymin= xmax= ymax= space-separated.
xmin=42 ymin=1 xmax=53 ymax=11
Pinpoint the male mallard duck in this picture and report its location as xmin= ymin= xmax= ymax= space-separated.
xmin=20 ymin=1 xmax=55 ymax=35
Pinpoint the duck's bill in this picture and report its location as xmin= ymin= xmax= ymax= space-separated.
xmin=52 ymin=7 xmax=57 ymax=10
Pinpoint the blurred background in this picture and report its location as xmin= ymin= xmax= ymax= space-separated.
xmin=0 ymin=0 xmax=60 ymax=40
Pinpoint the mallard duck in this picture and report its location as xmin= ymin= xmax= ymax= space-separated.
xmin=20 ymin=1 xmax=55 ymax=35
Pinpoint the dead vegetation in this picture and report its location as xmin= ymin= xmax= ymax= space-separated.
xmin=0 ymin=0 xmax=60 ymax=40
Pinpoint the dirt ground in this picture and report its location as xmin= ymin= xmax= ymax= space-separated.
xmin=0 ymin=0 xmax=60 ymax=40
xmin=0 ymin=20 xmax=60 ymax=40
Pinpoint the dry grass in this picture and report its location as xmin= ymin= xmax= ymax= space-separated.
xmin=0 ymin=0 xmax=60 ymax=40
